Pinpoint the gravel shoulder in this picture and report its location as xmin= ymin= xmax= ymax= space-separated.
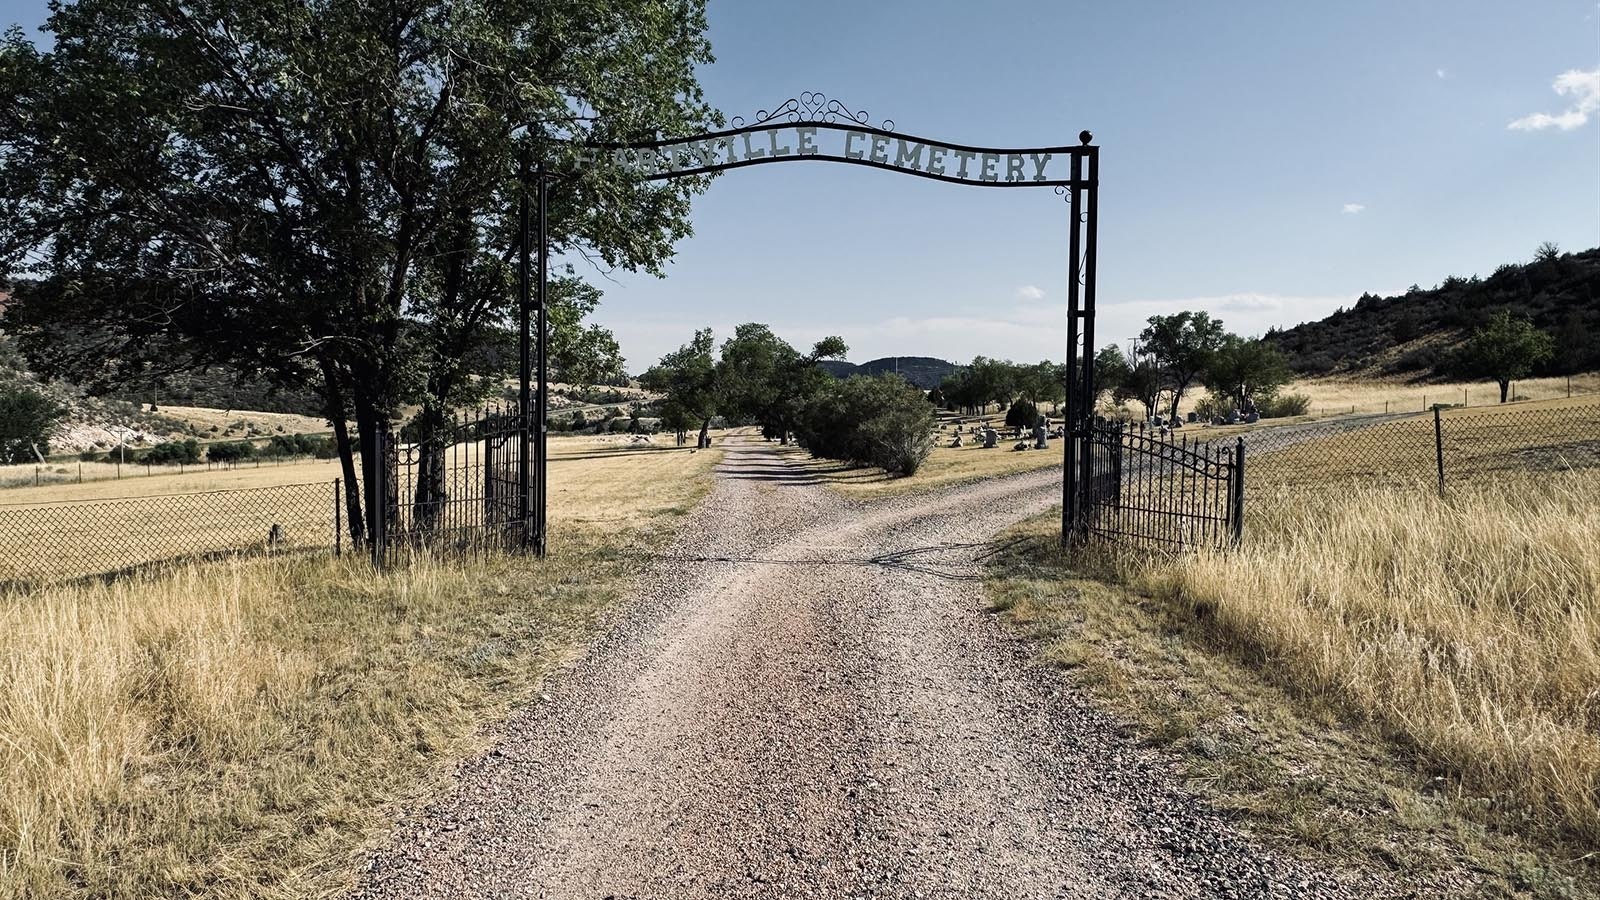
xmin=353 ymin=435 xmax=1395 ymax=899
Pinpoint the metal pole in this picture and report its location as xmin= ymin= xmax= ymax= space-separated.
xmin=1231 ymin=437 xmax=1245 ymax=545
xmin=1077 ymin=137 xmax=1099 ymax=526
xmin=334 ymin=478 xmax=342 ymax=556
xmin=1062 ymin=147 xmax=1084 ymax=544
xmin=1433 ymin=406 xmax=1446 ymax=498
xmin=535 ymin=161 xmax=550 ymax=557
xmin=517 ymin=151 xmax=532 ymax=550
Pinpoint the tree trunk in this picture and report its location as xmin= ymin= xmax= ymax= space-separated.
xmin=352 ymin=383 xmax=391 ymax=556
xmin=319 ymin=358 xmax=365 ymax=548
xmin=1499 ymin=379 xmax=1510 ymax=403
xmin=698 ymin=418 xmax=711 ymax=449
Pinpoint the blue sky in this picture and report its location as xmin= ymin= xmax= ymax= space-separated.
xmin=6 ymin=1 xmax=1598 ymax=371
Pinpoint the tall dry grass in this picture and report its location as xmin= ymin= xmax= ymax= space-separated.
xmin=0 ymin=551 xmax=623 ymax=898
xmin=0 ymin=441 xmax=721 ymax=898
xmin=1135 ymin=471 xmax=1600 ymax=843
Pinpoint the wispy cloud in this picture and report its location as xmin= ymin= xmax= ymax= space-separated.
xmin=1014 ymin=284 xmax=1045 ymax=300
xmin=1436 ymin=68 xmax=1448 ymax=80
xmin=1342 ymin=203 xmax=1365 ymax=214
xmin=1508 ymin=67 xmax=1600 ymax=131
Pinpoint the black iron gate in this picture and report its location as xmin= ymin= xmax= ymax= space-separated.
xmin=1076 ymin=423 xmax=1244 ymax=550
xmin=370 ymin=401 xmax=530 ymax=562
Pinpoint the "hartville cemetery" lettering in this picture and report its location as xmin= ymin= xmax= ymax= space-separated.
xmin=583 ymin=125 xmax=1069 ymax=185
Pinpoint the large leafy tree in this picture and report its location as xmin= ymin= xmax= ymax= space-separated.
xmin=716 ymin=324 xmax=846 ymax=444
xmin=0 ymin=0 xmax=715 ymax=545
xmin=0 ymin=385 xmax=62 ymax=464
xmin=1201 ymin=336 xmax=1291 ymax=412
xmin=1451 ymin=310 xmax=1555 ymax=403
xmin=1140 ymin=311 xmax=1226 ymax=420
xmin=641 ymin=328 xmax=718 ymax=448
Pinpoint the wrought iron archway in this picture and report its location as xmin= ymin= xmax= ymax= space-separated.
xmin=515 ymin=93 xmax=1100 ymax=554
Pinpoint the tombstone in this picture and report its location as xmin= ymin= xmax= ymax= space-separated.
xmin=981 ymin=427 xmax=998 ymax=449
xmin=1169 ymin=417 xmax=1182 ymax=429
xmin=1186 ymin=411 xmax=1198 ymax=424
xmin=1033 ymin=420 xmax=1049 ymax=449
xmin=1224 ymin=411 xmax=1239 ymax=425
xmin=1013 ymin=441 xmax=1030 ymax=452
xmin=1244 ymin=411 xmax=1260 ymax=424
xmin=1212 ymin=416 xmax=1226 ymax=426
xmin=1152 ymin=414 xmax=1164 ymax=427
xmin=950 ymin=433 xmax=963 ymax=448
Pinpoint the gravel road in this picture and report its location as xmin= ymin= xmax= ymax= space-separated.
xmin=354 ymin=435 xmax=1392 ymax=899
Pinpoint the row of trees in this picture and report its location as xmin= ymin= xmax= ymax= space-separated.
xmin=641 ymin=325 xmax=934 ymax=474
xmin=932 ymin=359 xmax=1066 ymax=415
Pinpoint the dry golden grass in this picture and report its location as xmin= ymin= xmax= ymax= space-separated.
xmin=150 ymin=403 xmax=331 ymax=436
xmin=1286 ymin=373 xmax=1600 ymax=415
xmin=988 ymin=510 xmax=1598 ymax=896
xmin=1137 ymin=471 xmax=1600 ymax=845
xmin=0 ymin=443 xmax=720 ymax=899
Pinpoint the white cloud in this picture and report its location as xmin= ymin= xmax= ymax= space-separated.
xmin=1342 ymin=203 xmax=1365 ymax=214
xmin=1436 ymin=68 xmax=1448 ymax=80
xmin=1014 ymin=284 xmax=1045 ymax=300
xmin=1508 ymin=67 xmax=1600 ymax=131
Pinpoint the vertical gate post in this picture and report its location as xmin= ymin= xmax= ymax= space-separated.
xmin=1062 ymin=148 xmax=1084 ymax=544
xmin=534 ymin=160 xmax=550 ymax=557
xmin=1433 ymin=405 xmax=1446 ymax=497
xmin=1076 ymin=134 xmax=1099 ymax=533
xmin=371 ymin=433 xmax=388 ymax=568
xmin=517 ymin=151 xmax=533 ymax=550
xmin=1230 ymin=437 xmax=1245 ymax=545
xmin=333 ymin=478 xmax=342 ymax=556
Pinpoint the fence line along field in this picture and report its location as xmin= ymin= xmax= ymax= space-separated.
xmin=0 ymin=432 xmax=713 ymax=587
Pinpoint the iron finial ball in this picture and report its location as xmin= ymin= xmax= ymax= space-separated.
xmin=1079 ymin=130 xmax=1093 ymax=146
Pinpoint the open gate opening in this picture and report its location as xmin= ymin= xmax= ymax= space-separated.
xmin=377 ymin=93 xmax=1235 ymax=560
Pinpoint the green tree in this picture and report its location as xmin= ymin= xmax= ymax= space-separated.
xmin=1201 ymin=336 xmax=1291 ymax=412
xmin=0 ymin=385 xmax=61 ymax=463
xmin=1139 ymin=311 xmax=1227 ymax=421
xmin=1091 ymin=345 xmax=1132 ymax=410
xmin=642 ymin=329 xmax=719 ymax=447
xmin=796 ymin=374 xmax=933 ymax=476
xmin=1451 ymin=311 xmax=1556 ymax=402
xmin=0 ymin=0 xmax=715 ymax=545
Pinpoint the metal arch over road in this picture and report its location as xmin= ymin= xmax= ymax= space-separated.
xmin=515 ymin=92 xmax=1101 ymax=554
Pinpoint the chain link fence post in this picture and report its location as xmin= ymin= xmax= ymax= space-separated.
xmin=1433 ymin=406 xmax=1446 ymax=497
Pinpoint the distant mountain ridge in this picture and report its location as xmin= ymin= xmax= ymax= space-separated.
xmin=1264 ymin=246 xmax=1599 ymax=378
xmin=818 ymin=356 xmax=957 ymax=390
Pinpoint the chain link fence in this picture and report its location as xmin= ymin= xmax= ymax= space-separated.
xmin=0 ymin=481 xmax=341 ymax=589
xmin=1240 ymin=402 xmax=1600 ymax=496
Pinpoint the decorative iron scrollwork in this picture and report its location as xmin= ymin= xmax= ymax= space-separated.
xmin=730 ymin=91 xmax=895 ymax=132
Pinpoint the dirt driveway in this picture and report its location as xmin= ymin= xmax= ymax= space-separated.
xmin=354 ymin=435 xmax=1389 ymax=899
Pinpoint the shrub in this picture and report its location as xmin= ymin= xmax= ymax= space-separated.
xmin=1257 ymin=392 xmax=1311 ymax=418
xmin=206 ymin=440 xmax=256 ymax=464
xmin=1004 ymin=399 xmax=1039 ymax=429
xmin=796 ymin=374 xmax=934 ymax=476
xmin=0 ymin=385 xmax=62 ymax=464
xmin=142 ymin=439 xmax=201 ymax=465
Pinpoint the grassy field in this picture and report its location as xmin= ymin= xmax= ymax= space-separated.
xmin=988 ymin=468 xmax=1600 ymax=895
xmin=0 ymin=442 xmax=721 ymax=899
xmin=1286 ymin=372 xmax=1600 ymax=415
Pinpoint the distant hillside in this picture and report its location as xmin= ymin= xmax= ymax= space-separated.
xmin=818 ymin=356 xmax=957 ymax=390
xmin=1265 ymin=246 xmax=1599 ymax=379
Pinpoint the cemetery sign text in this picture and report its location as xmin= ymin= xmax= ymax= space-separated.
xmin=573 ymin=92 xmax=1089 ymax=189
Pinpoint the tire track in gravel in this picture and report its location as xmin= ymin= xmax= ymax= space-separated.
xmin=353 ymin=434 xmax=1397 ymax=899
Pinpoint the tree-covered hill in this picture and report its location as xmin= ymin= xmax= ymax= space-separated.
xmin=817 ymin=356 xmax=957 ymax=390
xmin=1265 ymin=245 xmax=1598 ymax=379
